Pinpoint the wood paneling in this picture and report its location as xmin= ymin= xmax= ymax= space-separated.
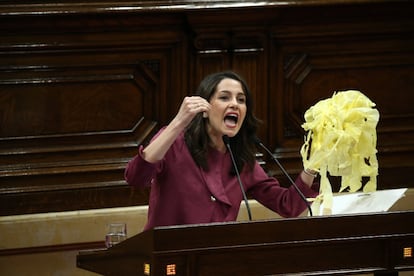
xmin=1 ymin=0 xmax=413 ymax=215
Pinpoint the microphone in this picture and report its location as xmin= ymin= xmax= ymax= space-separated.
xmin=253 ymin=137 xmax=313 ymax=216
xmin=222 ymin=135 xmax=252 ymax=221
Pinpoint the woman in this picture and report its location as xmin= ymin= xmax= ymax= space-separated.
xmin=125 ymin=71 xmax=319 ymax=230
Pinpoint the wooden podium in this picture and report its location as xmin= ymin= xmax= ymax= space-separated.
xmin=77 ymin=211 xmax=414 ymax=276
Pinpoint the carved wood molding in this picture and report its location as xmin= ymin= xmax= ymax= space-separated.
xmin=1 ymin=0 xmax=412 ymax=16
xmin=193 ymin=32 xmax=265 ymax=53
xmin=0 ymin=10 xmax=187 ymax=214
xmin=282 ymin=51 xmax=414 ymax=140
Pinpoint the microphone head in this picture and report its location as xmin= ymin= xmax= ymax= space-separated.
xmin=253 ymin=136 xmax=262 ymax=146
xmin=222 ymin=135 xmax=230 ymax=145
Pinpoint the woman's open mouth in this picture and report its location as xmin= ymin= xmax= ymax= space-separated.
xmin=224 ymin=112 xmax=238 ymax=128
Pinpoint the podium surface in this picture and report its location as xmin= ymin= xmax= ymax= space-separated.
xmin=77 ymin=210 xmax=414 ymax=275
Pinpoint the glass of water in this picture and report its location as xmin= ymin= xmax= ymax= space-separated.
xmin=105 ymin=223 xmax=127 ymax=248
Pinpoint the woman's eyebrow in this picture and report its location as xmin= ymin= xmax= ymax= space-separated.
xmin=217 ymin=90 xmax=245 ymax=95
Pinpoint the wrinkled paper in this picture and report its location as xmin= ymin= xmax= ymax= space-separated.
xmin=301 ymin=90 xmax=380 ymax=214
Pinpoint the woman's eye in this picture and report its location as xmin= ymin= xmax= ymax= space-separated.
xmin=217 ymin=94 xmax=245 ymax=103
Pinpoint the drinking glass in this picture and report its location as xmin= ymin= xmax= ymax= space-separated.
xmin=105 ymin=223 xmax=127 ymax=248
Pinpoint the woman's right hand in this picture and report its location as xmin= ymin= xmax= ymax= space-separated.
xmin=142 ymin=96 xmax=210 ymax=163
xmin=173 ymin=96 xmax=211 ymax=128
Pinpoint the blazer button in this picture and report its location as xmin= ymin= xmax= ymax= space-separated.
xmin=210 ymin=195 xmax=216 ymax=202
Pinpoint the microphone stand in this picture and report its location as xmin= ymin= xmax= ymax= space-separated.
xmin=223 ymin=135 xmax=252 ymax=221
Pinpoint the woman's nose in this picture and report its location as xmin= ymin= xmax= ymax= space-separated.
xmin=229 ymin=98 xmax=239 ymax=108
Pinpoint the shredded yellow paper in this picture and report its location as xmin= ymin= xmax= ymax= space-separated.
xmin=300 ymin=90 xmax=380 ymax=215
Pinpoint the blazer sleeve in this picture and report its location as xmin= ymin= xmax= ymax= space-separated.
xmin=124 ymin=145 xmax=159 ymax=187
xmin=247 ymin=162 xmax=319 ymax=217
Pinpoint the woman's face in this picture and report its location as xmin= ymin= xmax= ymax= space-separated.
xmin=206 ymin=78 xmax=247 ymax=141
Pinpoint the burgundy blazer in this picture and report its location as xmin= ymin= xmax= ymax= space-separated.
xmin=125 ymin=130 xmax=319 ymax=230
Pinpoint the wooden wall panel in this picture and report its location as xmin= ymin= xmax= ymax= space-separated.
xmin=0 ymin=10 xmax=187 ymax=215
xmin=268 ymin=7 xmax=414 ymax=190
xmin=0 ymin=0 xmax=413 ymax=215
xmin=189 ymin=24 xmax=270 ymax=141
